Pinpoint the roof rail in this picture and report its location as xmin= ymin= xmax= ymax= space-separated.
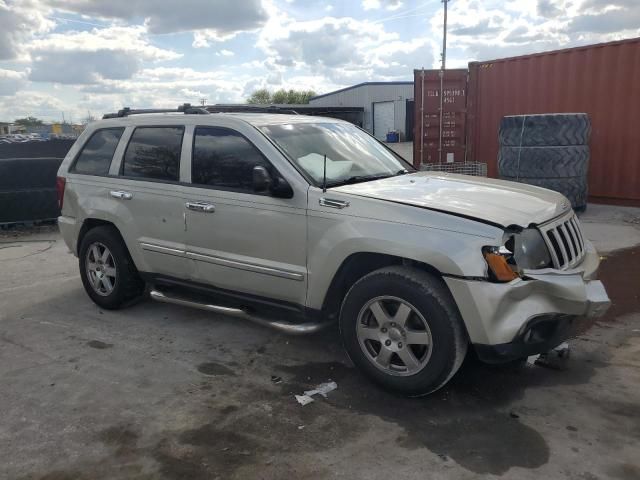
xmin=102 ymin=103 xmax=209 ymax=119
xmin=204 ymin=105 xmax=300 ymax=115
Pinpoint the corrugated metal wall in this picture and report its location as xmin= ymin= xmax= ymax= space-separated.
xmin=467 ymin=37 xmax=640 ymax=204
xmin=309 ymin=83 xmax=414 ymax=139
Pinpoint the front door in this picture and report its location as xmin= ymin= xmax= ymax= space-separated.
xmin=184 ymin=125 xmax=307 ymax=306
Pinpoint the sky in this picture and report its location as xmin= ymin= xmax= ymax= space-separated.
xmin=0 ymin=0 xmax=638 ymax=122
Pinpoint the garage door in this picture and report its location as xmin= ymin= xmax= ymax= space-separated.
xmin=373 ymin=101 xmax=395 ymax=140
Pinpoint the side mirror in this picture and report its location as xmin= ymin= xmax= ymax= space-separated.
xmin=270 ymin=175 xmax=294 ymax=199
xmin=252 ymin=165 xmax=294 ymax=198
xmin=252 ymin=165 xmax=272 ymax=192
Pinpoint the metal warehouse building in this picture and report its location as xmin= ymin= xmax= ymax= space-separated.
xmin=308 ymin=82 xmax=414 ymax=141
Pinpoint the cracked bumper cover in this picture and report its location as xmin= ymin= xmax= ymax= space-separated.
xmin=444 ymin=240 xmax=611 ymax=363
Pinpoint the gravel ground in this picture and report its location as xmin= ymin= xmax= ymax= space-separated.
xmin=1 ymin=206 xmax=639 ymax=480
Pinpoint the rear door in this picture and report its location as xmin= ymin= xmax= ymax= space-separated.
xmin=183 ymin=124 xmax=307 ymax=306
xmin=110 ymin=125 xmax=191 ymax=279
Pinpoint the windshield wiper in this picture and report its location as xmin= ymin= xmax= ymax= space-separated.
xmin=326 ymin=174 xmax=389 ymax=187
xmin=327 ymin=170 xmax=407 ymax=188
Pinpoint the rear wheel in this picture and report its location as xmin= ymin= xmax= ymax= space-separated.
xmin=339 ymin=266 xmax=468 ymax=396
xmin=79 ymin=226 xmax=144 ymax=309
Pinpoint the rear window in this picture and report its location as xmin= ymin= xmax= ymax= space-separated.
xmin=71 ymin=128 xmax=124 ymax=175
xmin=122 ymin=126 xmax=184 ymax=181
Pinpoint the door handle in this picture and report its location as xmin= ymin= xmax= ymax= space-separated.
xmin=319 ymin=197 xmax=349 ymax=209
xmin=185 ymin=201 xmax=215 ymax=213
xmin=110 ymin=190 xmax=133 ymax=200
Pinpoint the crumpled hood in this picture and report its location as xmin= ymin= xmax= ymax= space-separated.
xmin=331 ymin=172 xmax=570 ymax=228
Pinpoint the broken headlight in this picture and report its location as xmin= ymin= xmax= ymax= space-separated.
xmin=509 ymin=228 xmax=553 ymax=270
xmin=483 ymin=228 xmax=552 ymax=282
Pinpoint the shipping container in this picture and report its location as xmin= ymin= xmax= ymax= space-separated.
xmin=413 ymin=69 xmax=468 ymax=168
xmin=467 ymin=37 xmax=640 ymax=205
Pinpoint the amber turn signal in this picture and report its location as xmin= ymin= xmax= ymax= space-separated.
xmin=484 ymin=252 xmax=519 ymax=282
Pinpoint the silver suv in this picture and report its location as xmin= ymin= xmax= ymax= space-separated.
xmin=56 ymin=107 xmax=610 ymax=395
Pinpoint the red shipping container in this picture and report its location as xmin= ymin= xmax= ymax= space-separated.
xmin=466 ymin=37 xmax=640 ymax=205
xmin=413 ymin=69 xmax=468 ymax=169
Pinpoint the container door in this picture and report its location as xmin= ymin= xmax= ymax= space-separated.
xmin=413 ymin=69 xmax=468 ymax=168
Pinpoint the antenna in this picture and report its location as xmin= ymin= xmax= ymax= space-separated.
xmin=322 ymin=154 xmax=327 ymax=193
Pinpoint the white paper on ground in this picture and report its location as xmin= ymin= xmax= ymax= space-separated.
xmin=295 ymin=381 xmax=338 ymax=406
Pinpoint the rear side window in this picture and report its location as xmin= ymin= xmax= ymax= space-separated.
xmin=192 ymin=126 xmax=270 ymax=192
xmin=71 ymin=128 xmax=124 ymax=175
xmin=122 ymin=126 xmax=184 ymax=181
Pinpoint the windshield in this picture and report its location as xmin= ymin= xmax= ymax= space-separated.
xmin=260 ymin=122 xmax=413 ymax=187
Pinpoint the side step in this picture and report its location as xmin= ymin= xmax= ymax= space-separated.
xmin=149 ymin=289 xmax=329 ymax=335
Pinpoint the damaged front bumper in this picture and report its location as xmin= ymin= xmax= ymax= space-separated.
xmin=444 ymin=240 xmax=611 ymax=363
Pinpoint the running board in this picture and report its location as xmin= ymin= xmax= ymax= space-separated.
xmin=149 ymin=289 xmax=328 ymax=335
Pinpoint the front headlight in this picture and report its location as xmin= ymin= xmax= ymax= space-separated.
xmin=508 ymin=228 xmax=552 ymax=270
xmin=483 ymin=228 xmax=552 ymax=282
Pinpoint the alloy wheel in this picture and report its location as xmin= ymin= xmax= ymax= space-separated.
xmin=356 ymin=296 xmax=433 ymax=376
xmin=85 ymin=242 xmax=117 ymax=296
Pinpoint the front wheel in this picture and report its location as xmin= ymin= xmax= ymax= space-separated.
xmin=339 ymin=266 xmax=468 ymax=396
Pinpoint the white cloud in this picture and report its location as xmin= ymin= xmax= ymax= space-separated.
xmin=0 ymin=90 xmax=67 ymax=121
xmin=216 ymin=49 xmax=235 ymax=57
xmin=0 ymin=0 xmax=55 ymax=60
xmin=26 ymin=25 xmax=181 ymax=84
xmin=362 ymin=0 xmax=403 ymax=11
xmin=27 ymin=25 xmax=180 ymax=61
xmin=0 ymin=68 xmax=27 ymax=95
xmin=47 ymin=0 xmax=269 ymax=48
xmin=433 ymin=0 xmax=640 ymax=67
xmin=257 ymin=10 xmax=430 ymax=85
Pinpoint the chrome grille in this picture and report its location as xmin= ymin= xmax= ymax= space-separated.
xmin=538 ymin=211 xmax=586 ymax=269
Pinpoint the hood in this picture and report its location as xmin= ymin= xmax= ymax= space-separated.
xmin=331 ymin=172 xmax=569 ymax=228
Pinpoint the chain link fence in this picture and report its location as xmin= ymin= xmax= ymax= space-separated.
xmin=420 ymin=162 xmax=487 ymax=176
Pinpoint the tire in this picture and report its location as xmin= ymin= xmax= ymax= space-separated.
xmin=78 ymin=225 xmax=144 ymax=310
xmin=499 ymin=113 xmax=591 ymax=146
xmin=498 ymin=145 xmax=589 ymax=178
xmin=501 ymin=176 xmax=588 ymax=209
xmin=339 ymin=266 xmax=468 ymax=396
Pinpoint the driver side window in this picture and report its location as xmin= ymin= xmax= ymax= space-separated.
xmin=191 ymin=126 xmax=270 ymax=193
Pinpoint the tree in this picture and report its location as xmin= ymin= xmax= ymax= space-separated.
xmin=246 ymin=88 xmax=316 ymax=105
xmin=247 ymin=88 xmax=272 ymax=104
xmin=14 ymin=116 xmax=44 ymax=126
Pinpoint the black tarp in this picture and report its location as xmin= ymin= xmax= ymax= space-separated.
xmin=0 ymin=140 xmax=75 ymax=224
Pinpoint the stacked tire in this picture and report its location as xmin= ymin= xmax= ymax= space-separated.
xmin=498 ymin=113 xmax=591 ymax=210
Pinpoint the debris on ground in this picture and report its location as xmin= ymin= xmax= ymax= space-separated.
xmin=535 ymin=342 xmax=571 ymax=370
xmin=270 ymin=375 xmax=282 ymax=384
xmin=295 ymin=381 xmax=337 ymax=406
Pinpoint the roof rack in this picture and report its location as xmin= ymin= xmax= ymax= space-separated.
xmin=204 ymin=104 xmax=300 ymax=115
xmin=102 ymin=103 xmax=209 ymax=119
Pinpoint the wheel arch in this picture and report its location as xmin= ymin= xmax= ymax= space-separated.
xmin=78 ymin=218 xmax=120 ymax=251
xmin=76 ymin=219 xmax=139 ymax=271
xmin=321 ymin=252 xmax=446 ymax=320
